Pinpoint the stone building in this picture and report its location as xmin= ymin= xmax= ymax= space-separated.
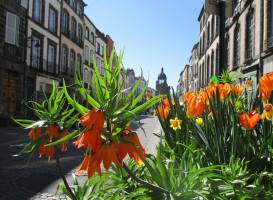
xmin=197 ymin=7 xmax=219 ymax=89
xmin=191 ymin=42 xmax=200 ymax=92
xmin=83 ymin=15 xmax=96 ymax=89
xmin=60 ymin=0 xmax=85 ymax=86
xmin=0 ymin=0 xmax=28 ymax=121
xmin=192 ymin=0 xmax=273 ymax=91
xmin=156 ymin=68 xmax=170 ymax=95
xmin=177 ymin=65 xmax=192 ymax=99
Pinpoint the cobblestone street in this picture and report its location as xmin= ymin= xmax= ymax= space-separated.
xmin=0 ymin=116 xmax=161 ymax=200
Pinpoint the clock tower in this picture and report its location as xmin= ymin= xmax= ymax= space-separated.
xmin=156 ymin=68 xmax=170 ymax=94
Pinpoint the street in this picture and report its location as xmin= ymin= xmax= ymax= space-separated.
xmin=0 ymin=116 xmax=162 ymax=200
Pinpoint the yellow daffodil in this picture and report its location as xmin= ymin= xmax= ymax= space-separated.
xmin=170 ymin=117 xmax=182 ymax=130
xmin=245 ymin=79 xmax=253 ymax=89
xmin=196 ymin=117 xmax=204 ymax=127
xmin=262 ymin=104 xmax=273 ymax=121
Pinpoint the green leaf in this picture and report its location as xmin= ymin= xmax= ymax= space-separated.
xmin=46 ymin=130 xmax=80 ymax=147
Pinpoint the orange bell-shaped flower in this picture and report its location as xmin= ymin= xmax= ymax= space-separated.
xmin=28 ymin=127 xmax=41 ymax=140
xmin=260 ymin=72 xmax=273 ymax=101
xmin=239 ymin=110 xmax=261 ymax=130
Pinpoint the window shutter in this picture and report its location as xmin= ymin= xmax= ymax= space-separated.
xmin=20 ymin=0 xmax=28 ymax=9
xmin=5 ymin=12 xmax=17 ymax=45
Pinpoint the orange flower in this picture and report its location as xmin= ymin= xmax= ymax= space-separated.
xmin=186 ymin=94 xmax=206 ymax=118
xmin=231 ymin=84 xmax=244 ymax=96
xmin=74 ymin=127 xmax=102 ymax=151
xmin=218 ymin=83 xmax=231 ymax=100
xmin=46 ymin=125 xmax=60 ymax=138
xmin=157 ymin=105 xmax=170 ymax=120
xmin=94 ymin=143 xmax=122 ymax=170
xmin=114 ymin=132 xmax=146 ymax=165
xmin=260 ymin=72 xmax=273 ymax=101
xmin=39 ymin=144 xmax=55 ymax=159
xmin=239 ymin=110 xmax=261 ymax=129
xmin=28 ymin=128 xmax=41 ymax=140
xmin=162 ymin=98 xmax=170 ymax=108
xmin=80 ymin=109 xmax=105 ymax=128
xmin=75 ymin=109 xmax=105 ymax=151
xmin=77 ymin=154 xmax=101 ymax=177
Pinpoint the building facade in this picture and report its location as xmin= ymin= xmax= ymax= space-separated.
xmin=60 ymin=0 xmax=85 ymax=86
xmin=190 ymin=0 xmax=273 ymax=92
xmin=0 ymin=0 xmax=28 ymax=121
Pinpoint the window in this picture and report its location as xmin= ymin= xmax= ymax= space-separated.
xmin=84 ymin=46 xmax=89 ymax=64
xmin=31 ymin=35 xmax=42 ymax=69
xmin=101 ymin=60 xmax=104 ymax=76
xmin=211 ymin=16 xmax=215 ymax=40
xmin=77 ymin=54 xmax=82 ymax=71
xmin=207 ymin=23 xmax=210 ymax=46
xmin=206 ymin=56 xmax=210 ymax=84
xmin=33 ymin=0 xmax=43 ymax=24
xmin=83 ymin=68 xmax=88 ymax=82
xmin=71 ymin=18 xmax=77 ymax=40
xmin=77 ymin=2 xmax=83 ymax=17
xmin=5 ymin=12 xmax=20 ymax=46
xmin=90 ymin=32 xmax=95 ymax=44
xmin=233 ymin=24 xmax=240 ymax=67
xmin=62 ymin=10 xmax=69 ymax=34
xmin=78 ymin=24 xmax=83 ymax=44
xmin=246 ymin=10 xmax=255 ymax=60
xmin=85 ymin=27 xmax=90 ymax=40
xmin=96 ymin=42 xmax=100 ymax=54
xmin=48 ymin=6 xmax=57 ymax=34
xmin=71 ymin=0 xmax=76 ymax=10
xmin=61 ymin=45 xmax=68 ymax=73
xmin=90 ymin=49 xmax=94 ymax=65
xmin=70 ymin=50 xmax=75 ymax=74
xmin=47 ymin=43 xmax=56 ymax=73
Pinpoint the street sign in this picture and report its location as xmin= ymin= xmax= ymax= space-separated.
xmin=204 ymin=0 xmax=233 ymax=18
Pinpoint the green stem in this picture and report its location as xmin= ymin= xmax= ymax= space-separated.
xmin=123 ymin=162 xmax=170 ymax=195
xmin=55 ymin=151 xmax=78 ymax=200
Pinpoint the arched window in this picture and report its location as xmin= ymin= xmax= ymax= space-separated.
xmin=61 ymin=45 xmax=68 ymax=73
xmin=211 ymin=16 xmax=215 ymax=40
xmin=71 ymin=17 xmax=77 ymax=40
xmin=78 ymin=24 xmax=83 ymax=44
xmin=85 ymin=27 xmax=90 ymax=40
xmin=77 ymin=54 xmax=82 ymax=71
xmin=211 ymin=50 xmax=215 ymax=77
xmin=233 ymin=24 xmax=240 ymax=67
xmin=70 ymin=49 xmax=75 ymax=74
xmin=62 ymin=10 xmax=69 ymax=34
xmin=268 ymin=0 xmax=273 ymax=47
xmin=207 ymin=55 xmax=210 ymax=84
xmin=207 ymin=22 xmax=210 ymax=47
xmin=90 ymin=32 xmax=95 ymax=44
xmin=246 ymin=9 xmax=255 ymax=61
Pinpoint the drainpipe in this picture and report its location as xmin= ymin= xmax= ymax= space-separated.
xmin=58 ymin=0 xmax=63 ymax=85
xmin=259 ymin=0 xmax=264 ymax=81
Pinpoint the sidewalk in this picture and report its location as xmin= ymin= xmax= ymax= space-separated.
xmin=0 ymin=116 xmax=161 ymax=200
xmin=0 ymin=126 xmax=84 ymax=200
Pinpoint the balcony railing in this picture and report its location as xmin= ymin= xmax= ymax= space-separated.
xmin=31 ymin=56 xmax=59 ymax=75
xmin=2 ymin=43 xmax=24 ymax=63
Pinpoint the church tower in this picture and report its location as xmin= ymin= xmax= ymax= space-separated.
xmin=156 ymin=68 xmax=170 ymax=94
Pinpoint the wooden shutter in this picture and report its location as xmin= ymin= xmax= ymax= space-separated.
xmin=5 ymin=12 xmax=17 ymax=45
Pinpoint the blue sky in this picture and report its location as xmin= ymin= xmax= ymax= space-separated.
xmin=85 ymin=0 xmax=204 ymax=89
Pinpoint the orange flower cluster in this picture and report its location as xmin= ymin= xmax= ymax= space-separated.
xmin=184 ymin=83 xmax=244 ymax=119
xmin=157 ymin=98 xmax=170 ymax=120
xmin=260 ymin=72 xmax=273 ymax=101
xmin=239 ymin=110 xmax=261 ymax=130
xmin=76 ymin=109 xmax=146 ymax=177
xmin=28 ymin=125 xmax=68 ymax=159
